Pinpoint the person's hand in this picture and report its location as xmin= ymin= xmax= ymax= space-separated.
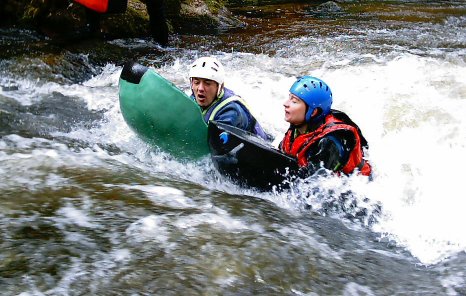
xmin=297 ymin=162 xmax=316 ymax=178
xmin=212 ymin=143 xmax=244 ymax=165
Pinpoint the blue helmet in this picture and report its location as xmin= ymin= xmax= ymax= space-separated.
xmin=289 ymin=76 xmax=333 ymax=123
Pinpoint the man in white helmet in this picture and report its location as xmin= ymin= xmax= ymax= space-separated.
xmin=189 ymin=56 xmax=269 ymax=140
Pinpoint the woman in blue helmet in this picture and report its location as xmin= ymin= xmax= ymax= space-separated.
xmin=279 ymin=76 xmax=372 ymax=177
xmin=189 ymin=57 xmax=269 ymax=140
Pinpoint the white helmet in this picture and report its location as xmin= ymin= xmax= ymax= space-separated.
xmin=189 ymin=57 xmax=225 ymax=86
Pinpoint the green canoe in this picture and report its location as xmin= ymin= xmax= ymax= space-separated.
xmin=119 ymin=61 xmax=209 ymax=159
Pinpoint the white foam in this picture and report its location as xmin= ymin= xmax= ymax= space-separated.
xmin=3 ymin=36 xmax=465 ymax=266
xmin=159 ymin=52 xmax=466 ymax=265
xmin=125 ymin=215 xmax=173 ymax=248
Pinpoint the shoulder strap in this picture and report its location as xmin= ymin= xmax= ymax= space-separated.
xmin=208 ymin=95 xmax=246 ymax=122
xmin=331 ymin=109 xmax=369 ymax=148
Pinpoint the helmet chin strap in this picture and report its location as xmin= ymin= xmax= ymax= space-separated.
xmin=217 ymin=83 xmax=225 ymax=98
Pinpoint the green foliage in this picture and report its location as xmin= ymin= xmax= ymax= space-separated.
xmin=205 ymin=0 xmax=225 ymax=14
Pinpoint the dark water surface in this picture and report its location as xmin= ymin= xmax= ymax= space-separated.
xmin=1 ymin=1 xmax=466 ymax=295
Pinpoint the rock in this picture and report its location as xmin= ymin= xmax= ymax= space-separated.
xmin=316 ymin=1 xmax=343 ymax=13
xmin=306 ymin=1 xmax=344 ymax=18
xmin=0 ymin=0 xmax=244 ymax=41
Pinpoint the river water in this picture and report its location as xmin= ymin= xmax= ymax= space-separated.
xmin=1 ymin=1 xmax=466 ymax=295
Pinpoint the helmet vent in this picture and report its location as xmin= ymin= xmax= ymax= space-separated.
xmin=189 ymin=57 xmax=225 ymax=85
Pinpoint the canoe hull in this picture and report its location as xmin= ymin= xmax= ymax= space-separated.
xmin=119 ymin=61 xmax=209 ymax=159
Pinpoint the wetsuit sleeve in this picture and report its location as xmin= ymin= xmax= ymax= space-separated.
xmin=214 ymin=102 xmax=251 ymax=131
xmin=306 ymin=134 xmax=352 ymax=172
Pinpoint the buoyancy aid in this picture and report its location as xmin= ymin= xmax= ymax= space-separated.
xmin=74 ymin=0 xmax=109 ymax=13
xmin=198 ymin=88 xmax=269 ymax=140
xmin=280 ymin=110 xmax=372 ymax=176
xmin=73 ymin=0 xmax=127 ymax=13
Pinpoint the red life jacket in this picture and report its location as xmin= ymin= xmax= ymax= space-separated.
xmin=73 ymin=0 xmax=127 ymax=14
xmin=74 ymin=0 xmax=109 ymax=13
xmin=280 ymin=111 xmax=372 ymax=176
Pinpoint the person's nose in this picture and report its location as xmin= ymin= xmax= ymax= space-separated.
xmin=198 ymin=82 xmax=206 ymax=92
xmin=283 ymin=98 xmax=290 ymax=108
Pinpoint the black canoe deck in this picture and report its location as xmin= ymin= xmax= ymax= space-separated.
xmin=208 ymin=121 xmax=300 ymax=190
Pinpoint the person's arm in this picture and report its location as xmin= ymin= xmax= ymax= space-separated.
xmin=213 ymin=103 xmax=250 ymax=131
xmin=300 ymin=133 xmax=352 ymax=177
xmin=314 ymin=135 xmax=348 ymax=171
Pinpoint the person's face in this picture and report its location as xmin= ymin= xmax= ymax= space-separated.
xmin=284 ymin=94 xmax=306 ymax=125
xmin=191 ymin=77 xmax=218 ymax=108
